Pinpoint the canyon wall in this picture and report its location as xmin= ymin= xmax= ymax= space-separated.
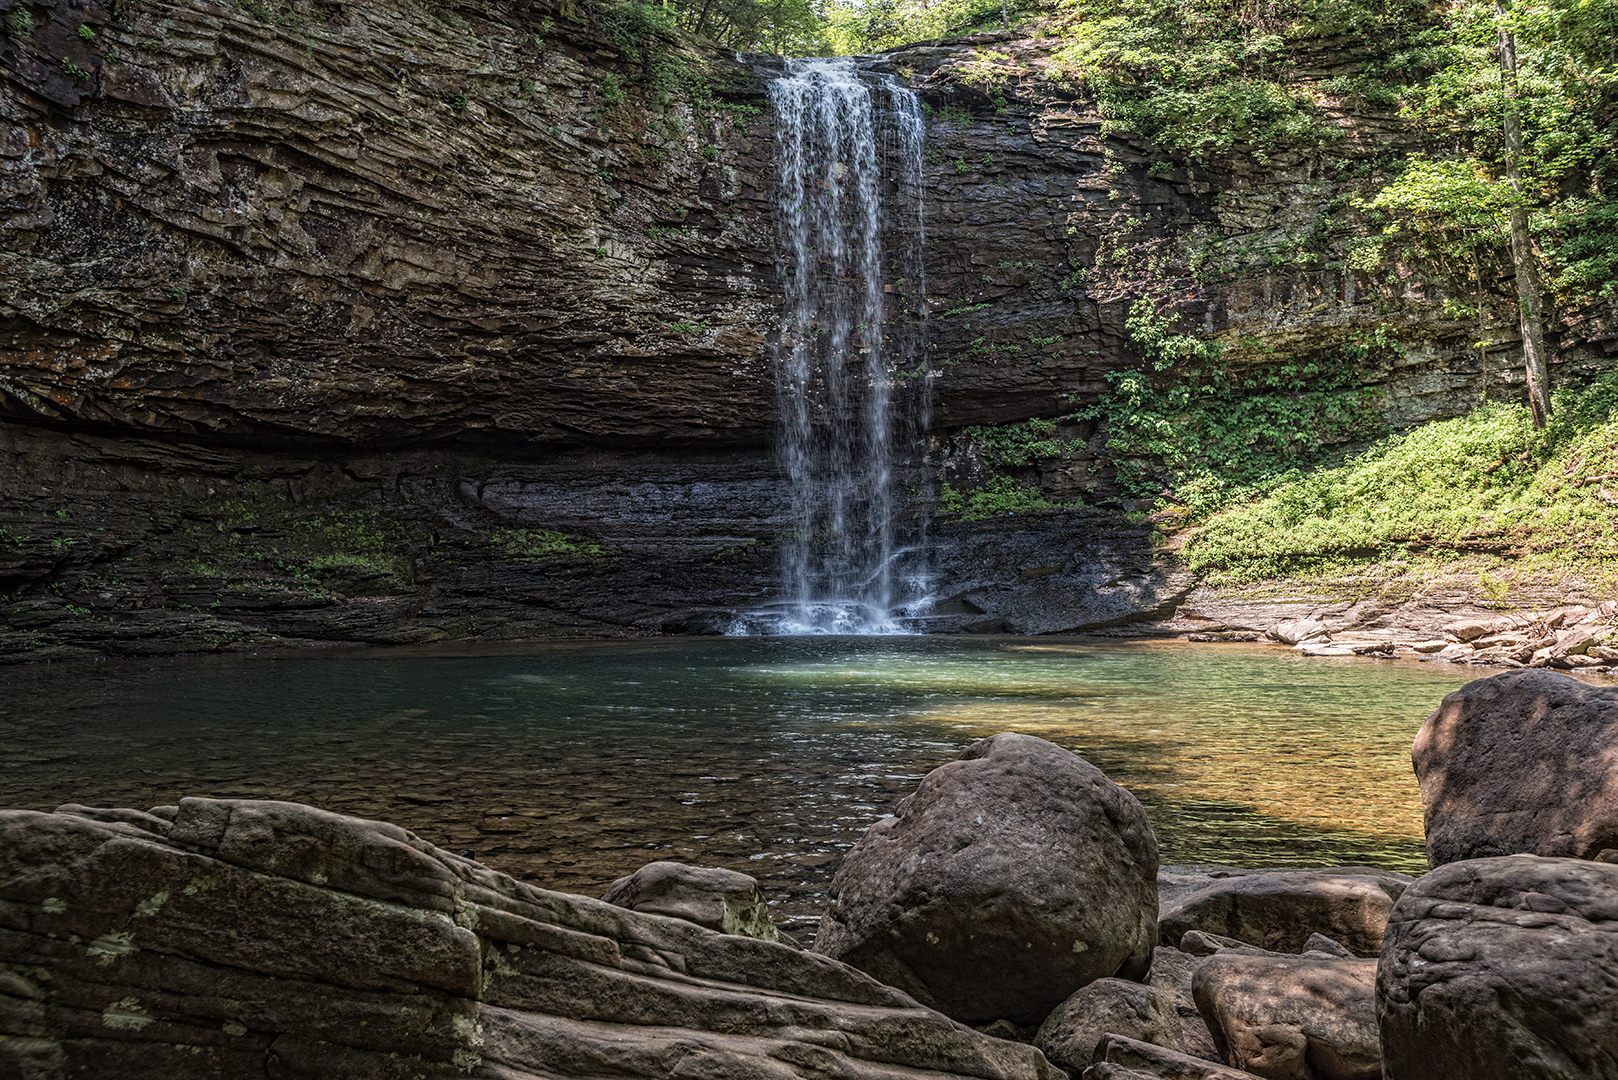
xmin=2 ymin=0 xmax=1611 ymax=657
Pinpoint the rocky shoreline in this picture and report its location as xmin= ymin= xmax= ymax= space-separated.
xmin=1145 ymin=595 xmax=1618 ymax=676
xmin=4 ymin=669 xmax=1616 ymax=1079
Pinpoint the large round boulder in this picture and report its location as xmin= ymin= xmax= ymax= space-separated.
xmin=1377 ymin=855 xmax=1618 ymax=1080
xmin=1413 ymin=669 xmax=1618 ymax=865
xmin=812 ymin=732 xmax=1158 ymax=1026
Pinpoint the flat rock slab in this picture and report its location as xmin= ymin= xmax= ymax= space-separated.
xmin=814 ymin=733 xmax=1158 ymax=1026
xmin=1159 ymin=870 xmax=1407 ymax=956
xmin=1377 ymin=855 xmax=1618 ymax=1080
xmin=1193 ymin=953 xmax=1380 ymax=1080
xmin=1413 ymin=669 xmax=1618 ymax=864
xmin=0 ymin=798 xmax=1060 ymax=1080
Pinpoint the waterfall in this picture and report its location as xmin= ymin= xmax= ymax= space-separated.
xmin=754 ymin=57 xmax=928 ymax=635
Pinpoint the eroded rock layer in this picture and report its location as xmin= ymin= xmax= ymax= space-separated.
xmin=6 ymin=0 xmax=1611 ymax=656
xmin=0 ymin=798 xmax=1060 ymax=1079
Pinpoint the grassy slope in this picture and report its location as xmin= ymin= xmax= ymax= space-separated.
xmin=1178 ymin=373 xmax=1618 ymax=606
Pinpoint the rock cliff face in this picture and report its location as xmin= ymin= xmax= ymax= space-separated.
xmin=3 ymin=0 xmax=1610 ymax=656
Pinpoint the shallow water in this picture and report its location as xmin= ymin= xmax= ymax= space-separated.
xmin=0 ymin=637 xmax=1536 ymax=936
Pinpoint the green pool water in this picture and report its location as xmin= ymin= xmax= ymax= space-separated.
xmin=0 ymin=636 xmax=1530 ymax=936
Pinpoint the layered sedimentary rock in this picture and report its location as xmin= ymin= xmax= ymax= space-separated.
xmin=0 ymin=798 xmax=1060 ymax=1079
xmin=6 ymin=0 xmax=1607 ymax=657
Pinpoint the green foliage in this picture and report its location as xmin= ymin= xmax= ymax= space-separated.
xmin=1042 ymin=0 xmax=1436 ymax=162
xmin=1084 ymin=301 xmax=1387 ymax=513
xmin=963 ymin=418 xmax=1068 ymax=467
xmin=606 ymin=0 xmax=830 ymax=55
xmin=940 ymin=476 xmax=1055 ymax=519
xmin=1186 ymin=370 xmax=1618 ymax=583
xmin=496 ymin=528 xmax=610 ymax=562
xmin=1354 ymin=0 xmax=1618 ymax=311
xmin=7 ymin=7 xmax=34 ymax=37
xmin=823 ymin=0 xmax=1035 ymax=54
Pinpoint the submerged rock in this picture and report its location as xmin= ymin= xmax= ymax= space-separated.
xmin=0 ymin=798 xmax=1060 ymax=1079
xmin=600 ymin=861 xmax=780 ymax=942
xmin=814 ymin=732 xmax=1159 ymax=1026
xmin=1193 ymin=952 xmax=1380 ymax=1080
xmin=1377 ymin=855 xmax=1618 ymax=1080
xmin=1413 ymin=669 xmax=1618 ymax=864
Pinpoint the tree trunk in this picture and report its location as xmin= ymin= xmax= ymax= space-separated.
xmin=1001 ymin=0 xmax=1010 ymax=31
xmin=1496 ymin=0 xmax=1552 ymax=428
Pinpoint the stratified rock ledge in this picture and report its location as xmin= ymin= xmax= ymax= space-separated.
xmin=0 ymin=798 xmax=1060 ymax=1079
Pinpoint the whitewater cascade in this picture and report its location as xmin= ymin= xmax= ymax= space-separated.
xmin=760 ymin=57 xmax=928 ymax=634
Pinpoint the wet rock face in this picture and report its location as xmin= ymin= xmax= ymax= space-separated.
xmin=2 ymin=0 xmax=784 ymax=449
xmin=3 ymin=0 xmax=1596 ymax=656
xmin=1413 ymin=670 xmax=1618 ymax=865
xmin=813 ymin=732 xmax=1159 ymax=1027
xmin=0 ymin=798 xmax=1062 ymax=1079
xmin=1376 ymin=855 xmax=1618 ymax=1080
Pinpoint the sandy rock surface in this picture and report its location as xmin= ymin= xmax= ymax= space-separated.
xmin=1158 ymin=869 xmax=1408 ymax=956
xmin=1193 ymin=952 xmax=1380 ymax=1080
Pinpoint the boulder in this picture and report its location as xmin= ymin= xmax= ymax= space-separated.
xmin=1412 ymin=669 xmax=1618 ymax=864
xmin=1159 ymin=871 xmax=1406 ymax=956
xmin=1442 ymin=619 xmax=1496 ymax=642
xmin=1301 ymin=934 xmax=1352 ymax=958
xmin=1270 ymin=619 xmax=1329 ymax=645
xmin=0 ymin=799 xmax=1061 ymax=1080
xmin=600 ymin=861 xmax=780 ymax=942
xmin=1193 ymin=953 xmax=1380 ymax=1080
xmin=1377 ymin=855 xmax=1618 ymax=1080
xmin=1145 ymin=946 xmax=1222 ymax=1062
xmin=1092 ymin=1034 xmax=1265 ymax=1079
xmin=1082 ymin=1066 xmax=1160 ymax=1080
xmin=814 ymin=732 xmax=1159 ymax=1026
xmin=1035 ymin=978 xmax=1182 ymax=1074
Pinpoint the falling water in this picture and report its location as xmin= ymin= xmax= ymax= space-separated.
xmin=755 ymin=57 xmax=928 ymax=635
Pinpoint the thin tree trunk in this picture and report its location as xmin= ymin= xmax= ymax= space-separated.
xmin=1001 ymin=0 xmax=1010 ymax=31
xmin=1496 ymin=0 xmax=1552 ymax=428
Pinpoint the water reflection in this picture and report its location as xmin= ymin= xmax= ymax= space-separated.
xmin=0 ymin=637 xmax=1550 ymax=937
